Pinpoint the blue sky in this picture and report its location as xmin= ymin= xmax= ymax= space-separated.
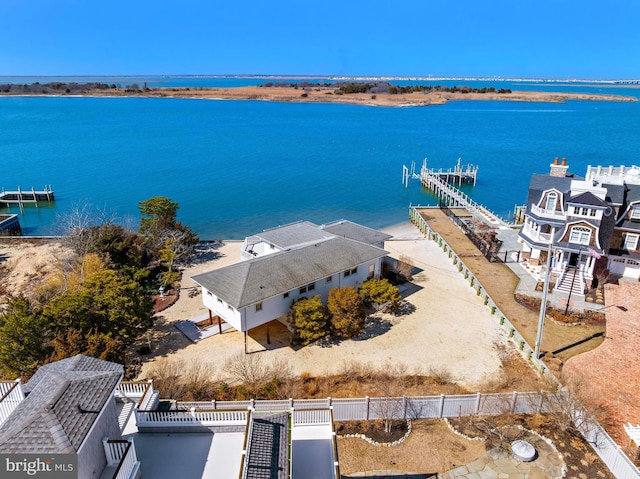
xmin=1 ymin=0 xmax=639 ymax=78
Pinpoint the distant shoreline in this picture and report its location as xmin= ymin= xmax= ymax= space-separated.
xmin=0 ymin=85 xmax=636 ymax=107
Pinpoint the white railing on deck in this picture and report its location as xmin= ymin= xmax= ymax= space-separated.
xmin=116 ymin=381 xmax=149 ymax=398
xmin=103 ymin=438 xmax=138 ymax=479
xmin=117 ymin=380 xmax=155 ymax=409
xmin=530 ymin=204 xmax=566 ymax=219
xmin=292 ymin=408 xmax=331 ymax=425
xmin=136 ymin=408 xmax=248 ymax=427
xmin=0 ymin=380 xmax=24 ymax=425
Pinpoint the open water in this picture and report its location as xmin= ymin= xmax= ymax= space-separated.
xmin=1 ymin=77 xmax=639 ymax=239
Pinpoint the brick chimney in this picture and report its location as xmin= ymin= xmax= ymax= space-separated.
xmin=550 ymin=157 xmax=569 ymax=177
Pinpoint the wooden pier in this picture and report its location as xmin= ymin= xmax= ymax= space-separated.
xmin=0 ymin=185 xmax=54 ymax=211
xmin=403 ymin=160 xmax=512 ymax=227
xmin=403 ymin=158 xmax=478 ymax=187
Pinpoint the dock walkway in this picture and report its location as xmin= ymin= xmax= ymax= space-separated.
xmin=0 ymin=185 xmax=54 ymax=211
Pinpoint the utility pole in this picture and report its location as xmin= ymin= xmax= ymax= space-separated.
xmin=535 ymin=243 xmax=553 ymax=359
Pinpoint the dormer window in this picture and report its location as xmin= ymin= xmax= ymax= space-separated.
xmin=569 ymin=226 xmax=591 ymax=245
xmin=546 ymin=193 xmax=557 ymax=212
xmin=631 ymin=206 xmax=640 ymax=220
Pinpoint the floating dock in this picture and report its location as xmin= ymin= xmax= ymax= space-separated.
xmin=0 ymin=185 xmax=54 ymax=211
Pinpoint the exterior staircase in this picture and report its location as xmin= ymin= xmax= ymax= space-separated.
xmin=554 ymin=268 xmax=586 ymax=298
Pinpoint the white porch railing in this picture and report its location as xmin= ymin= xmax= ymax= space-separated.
xmin=0 ymin=380 xmax=24 ymax=425
xmin=135 ymin=408 xmax=248 ymax=428
xmin=292 ymin=408 xmax=331 ymax=426
xmin=116 ymin=380 xmax=156 ymax=410
xmin=102 ymin=438 xmax=139 ymax=479
xmin=530 ymin=204 xmax=566 ymax=219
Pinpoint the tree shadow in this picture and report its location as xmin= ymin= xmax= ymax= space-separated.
xmin=395 ymin=300 xmax=416 ymax=316
xmin=180 ymin=241 xmax=225 ymax=267
xmin=353 ymin=315 xmax=393 ymax=341
xmin=0 ymin=253 xmax=8 ymax=264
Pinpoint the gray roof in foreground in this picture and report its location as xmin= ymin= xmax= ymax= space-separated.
xmin=0 ymin=355 xmax=123 ymax=454
xmin=321 ymin=219 xmax=393 ymax=245
xmin=192 ymin=237 xmax=388 ymax=309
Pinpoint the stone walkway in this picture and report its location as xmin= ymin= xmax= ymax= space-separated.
xmin=347 ymin=431 xmax=564 ymax=479
xmin=440 ymin=432 xmax=564 ymax=479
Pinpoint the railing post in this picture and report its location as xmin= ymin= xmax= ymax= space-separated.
xmin=403 ymin=396 xmax=408 ymax=419
xmin=512 ymin=391 xmax=518 ymax=413
xmin=475 ymin=392 xmax=481 ymax=414
xmin=439 ymin=394 xmax=445 ymax=418
xmin=327 ymin=397 xmax=332 ymax=407
xmin=365 ymin=396 xmax=370 ymax=420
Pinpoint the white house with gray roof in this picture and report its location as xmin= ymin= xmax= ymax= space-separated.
xmin=192 ymin=220 xmax=390 ymax=340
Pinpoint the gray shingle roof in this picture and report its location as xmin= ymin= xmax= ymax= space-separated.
xmin=0 ymin=355 xmax=123 ymax=454
xmin=252 ymin=221 xmax=332 ymax=249
xmin=603 ymin=183 xmax=626 ymax=204
xmin=525 ymin=174 xmax=574 ymax=214
xmin=245 ymin=412 xmax=289 ymax=479
xmin=321 ymin=219 xmax=392 ymax=245
xmin=568 ymin=191 xmax=608 ymax=207
xmin=193 ymin=237 xmax=388 ymax=309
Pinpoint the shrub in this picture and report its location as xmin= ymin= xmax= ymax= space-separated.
xmin=328 ymin=287 xmax=366 ymax=338
xmin=288 ymin=296 xmax=330 ymax=345
xmin=359 ymin=279 xmax=401 ymax=313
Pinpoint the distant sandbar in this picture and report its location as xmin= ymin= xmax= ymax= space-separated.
xmin=1 ymin=84 xmax=636 ymax=106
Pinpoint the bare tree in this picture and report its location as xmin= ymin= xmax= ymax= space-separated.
xmin=372 ymin=364 xmax=407 ymax=433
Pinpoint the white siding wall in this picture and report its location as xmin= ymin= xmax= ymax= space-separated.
xmin=202 ymin=290 xmax=243 ymax=331
xmin=209 ymin=258 xmax=384 ymax=332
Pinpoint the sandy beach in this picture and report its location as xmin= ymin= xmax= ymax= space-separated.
xmin=1 ymin=85 xmax=636 ymax=107
xmin=138 ymin=222 xmax=523 ymax=391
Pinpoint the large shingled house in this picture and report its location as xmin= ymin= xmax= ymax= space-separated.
xmin=518 ymin=159 xmax=640 ymax=297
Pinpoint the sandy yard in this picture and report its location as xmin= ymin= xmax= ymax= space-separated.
xmin=0 ymin=238 xmax=73 ymax=304
xmin=140 ymin=222 xmax=517 ymax=391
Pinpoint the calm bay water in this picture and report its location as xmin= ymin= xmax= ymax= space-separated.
xmin=1 ymin=77 xmax=639 ymax=239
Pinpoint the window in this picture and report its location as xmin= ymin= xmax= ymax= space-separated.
xmin=581 ymin=207 xmax=589 ymax=216
xmin=255 ymin=302 xmax=263 ymax=312
xmin=283 ymin=292 xmax=289 ymax=299
xmin=350 ymin=267 xmax=358 ymax=275
xmin=217 ymin=298 xmax=223 ymax=304
xmin=343 ymin=270 xmax=351 ymax=278
xmin=631 ymin=206 xmax=640 ymax=220
xmin=546 ymin=193 xmax=557 ymax=212
xmin=569 ymin=226 xmax=591 ymax=245
xmin=299 ymin=283 xmax=315 ymax=294
xmin=624 ymin=233 xmax=639 ymax=251
xmin=326 ymin=276 xmax=332 ymax=283
xmin=589 ymin=208 xmax=597 ymax=217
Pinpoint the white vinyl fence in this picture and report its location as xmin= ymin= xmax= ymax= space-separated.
xmin=407 ymin=205 xmax=640 ymax=479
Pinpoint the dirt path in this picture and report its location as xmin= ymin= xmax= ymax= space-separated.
xmin=419 ymin=209 xmax=606 ymax=366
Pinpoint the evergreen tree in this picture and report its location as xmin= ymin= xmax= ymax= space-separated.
xmin=0 ymin=296 xmax=47 ymax=378
xmin=359 ymin=278 xmax=401 ymax=313
xmin=288 ymin=296 xmax=330 ymax=345
xmin=328 ymin=287 xmax=366 ymax=338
